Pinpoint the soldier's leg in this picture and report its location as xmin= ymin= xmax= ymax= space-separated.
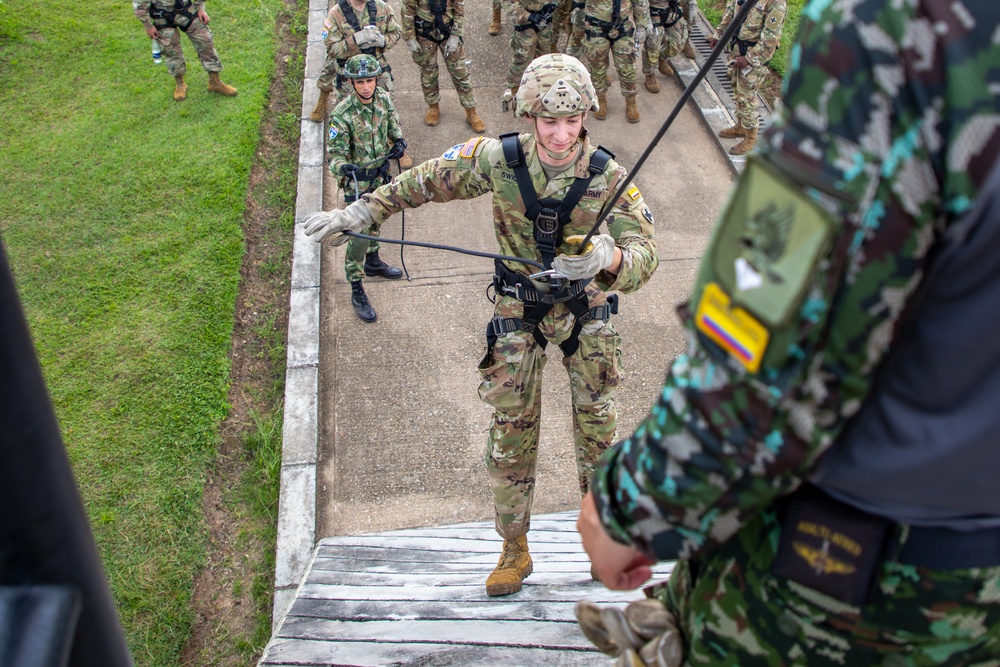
xmin=568 ymin=5 xmax=586 ymax=60
xmin=479 ymin=331 xmax=547 ymax=540
xmin=661 ymin=19 xmax=688 ymax=60
xmin=343 ymin=231 xmax=371 ymax=284
xmin=183 ymin=17 xmax=222 ymax=73
xmin=563 ymin=321 xmax=622 ymax=496
xmin=642 ymin=27 xmax=659 ymax=75
xmin=729 ymin=62 xmax=763 ymax=154
xmin=412 ymin=37 xmax=440 ymax=106
xmin=506 ymin=27 xmax=539 ymax=88
xmin=681 ymin=0 xmax=697 ymax=58
xmin=612 ymin=34 xmax=638 ymax=98
xmin=160 ymin=27 xmax=186 ymax=78
xmin=536 ymin=21 xmax=557 ymax=58
xmin=444 ymin=43 xmax=476 ymax=108
xmin=584 ymin=34 xmax=611 ymax=117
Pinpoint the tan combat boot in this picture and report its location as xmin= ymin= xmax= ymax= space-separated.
xmin=658 ymin=58 xmax=674 ymax=76
xmin=465 ymin=107 xmax=486 ymax=133
xmin=488 ymin=7 xmax=502 ymax=35
xmin=729 ymin=126 xmax=758 ymax=155
xmin=682 ymin=40 xmax=696 ymax=59
xmin=486 ymin=536 xmax=533 ymax=596
xmin=425 ymin=103 xmax=440 ymax=126
xmin=594 ymin=92 xmax=608 ymax=120
xmin=718 ymin=123 xmax=747 ymax=139
xmin=398 ymin=151 xmax=413 ymax=169
xmin=625 ymin=95 xmax=639 ymax=123
xmin=173 ymin=75 xmax=188 ymax=102
xmin=207 ymin=71 xmax=237 ymax=96
xmin=644 ymin=74 xmax=660 ymax=94
xmin=310 ymin=89 xmax=331 ymax=122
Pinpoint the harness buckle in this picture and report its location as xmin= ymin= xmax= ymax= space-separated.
xmin=535 ymin=208 xmax=560 ymax=235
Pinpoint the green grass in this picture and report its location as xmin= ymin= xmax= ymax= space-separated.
xmin=697 ymin=0 xmax=804 ymax=78
xmin=0 ymin=0 xmax=295 ymax=663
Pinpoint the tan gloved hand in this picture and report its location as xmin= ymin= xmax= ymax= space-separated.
xmin=303 ymin=200 xmax=374 ymax=246
xmin=552 ymin=234 xmax=616 ymax=280
xmin=443 ymin=34 xmax=461 ymax=56
xmin=575 ymin=597 xmax=683 ymax=667
xmin=406 ymin=38 xmax=420 ymax=53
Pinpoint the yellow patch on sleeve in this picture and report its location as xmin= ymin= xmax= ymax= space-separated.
xmin=626 ymin=184 xmax=641 ymax=201
xmin=694 ymin=282 xmax=770 ymax=373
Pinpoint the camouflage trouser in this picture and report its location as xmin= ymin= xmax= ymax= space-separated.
xmin=583 ymin=31 xmax=638 ymax=97
xmin=410 ymin=37 xmax=477 ymax=108
xmin=649 ymin=511 xmax=1000 ymax=666
xmin=343 ymin=222 xmax=382 ymax=282
xmin=567 ymin=6 xmax=586 ymax=61
xmin=317 ymin=49 xmax=394 ymax=103
xmin=506 ymin=23 xmax=556 ymax=88
xmin=642 ymin=20 xmax=688 ymax=74
xmin=550 ymin=0 xmax=575 ymax=53
xmin=156 ymin=17 xmax=222 ymax=78
xmin=478 ymin=301 xmax=623 ymax=539
xmin=493 ymin=0 xmax=501 ymax=11
xmin=727 ymin=53 xmax=766 ymax=130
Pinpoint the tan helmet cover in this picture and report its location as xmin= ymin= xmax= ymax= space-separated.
xmin=515 ymin=53 xmax=598 ymax=118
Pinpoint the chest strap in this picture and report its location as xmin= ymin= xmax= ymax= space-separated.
xmin=650 ymin=1 xmax=683 ymax=28
xmin=414 ymin=0 xmax=453 ymax=42
xmin=339 ymin=0 xmax=380 ymax=55
xmin=514 ymin=2 xmax=558 ymax=32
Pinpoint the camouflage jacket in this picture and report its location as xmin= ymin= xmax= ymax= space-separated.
xmin=401 ymin=0 xmax=464 ymax=41
xmin=134 ymin=0 xmax=205 ymax=29
xmin=583 ymin=0 xmax=650 ymax=31
xmin=361 ymin=131 xmax=658 ymax=341
xmin=324 ymin=0 xmax=401 ymax=69
xmin=713 ymin=0 xmax=785 ymax=68
xmin=594 ymin=0 xmax=1000 ymax=561
xmin=327 ymin=89 xmax=403 ymax=192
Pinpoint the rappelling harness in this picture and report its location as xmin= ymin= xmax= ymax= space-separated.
xmin=149 ymin=0 xmax=198 ymax=31
xmin=515 ymin=2 xmax=558 ymax=33
xmin=485 ymin=133 xmax=619 ymax=359
xmin=413 ymin=0 xmax=454 ymax=43
xmin=335 ymin=0 xmax=392 ymax=90
xmin=584 ymin=0 xmax=633 ymax=41
xmin=650 ymin=0 xmax=684 ymax=29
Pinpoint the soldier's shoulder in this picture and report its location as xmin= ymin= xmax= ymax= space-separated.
xmin=438 ymin=136 xmax=499 ymax=164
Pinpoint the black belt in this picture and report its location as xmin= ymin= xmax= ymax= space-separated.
xmin=898 ymin=524 xmax=1000 ymax=570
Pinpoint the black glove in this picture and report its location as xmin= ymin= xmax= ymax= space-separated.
xmin=340 ymin=163 xmax=359 ymax=178
xmin=386 ymin=138 xmax=407 ymax=161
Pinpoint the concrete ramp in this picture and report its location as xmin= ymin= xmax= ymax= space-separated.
xmin=261 ymin=511 xmax=674 ymax=666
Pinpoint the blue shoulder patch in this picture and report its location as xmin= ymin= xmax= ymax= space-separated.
xmin=442 ymin=143 xmax=463 ymax=161
xmin=328 ymin=126 xmax=339 ymax=141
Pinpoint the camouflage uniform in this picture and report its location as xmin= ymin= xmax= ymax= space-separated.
xmin=592 ymin=0 xmax=1000 ymax=662
xmin=401 ymin=0 xmax=477 ymax=109
xmin=134 ymin=0 xmax=223 ymax=78
xmin=641 ymin=0 xmax=688 ymax=75
xmin=318 ymin=0 xmax=402 ymax=100
xmin=328 ymin=88 xmax=403 ymax=282
xmin=581 ymin=0 xmax=650 ymax=98
xmin=357 ymin=128 xmax=657 ymax=538
xmin=506 ymin=0 xmax=560 ymax=88
xmin=713 ymin=0 xmax=784 ymax=131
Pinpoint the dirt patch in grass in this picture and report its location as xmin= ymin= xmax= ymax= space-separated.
xmin=178 ymin=0 xmax=302 ymax=664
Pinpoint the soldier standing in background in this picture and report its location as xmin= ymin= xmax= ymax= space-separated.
xmin=402 ymin=0 xmax=486 ymax=133
xmin=641 ymin=0 xmax=688 ymax=93
xmin=134 ymin=0 xmax=237 ymax=101
xmin=581 ymin=0 xmax=649 ymax=122
xmin=303 ymin=54 xmax=658 ymax=597
xmin=502 ymin=0 xmax=560 ymax=107
xmin=707 ymin=0 xmax=785 ymax=155
xmin=326 ymin=55 xmax=408 ymax=323
xmin=679 ymin=0 xmax=695 ymax=58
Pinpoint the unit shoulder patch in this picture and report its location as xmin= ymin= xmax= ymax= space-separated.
xmin=328 ymin=126 xmax=340 ymax=141
xmin=442 ymin=143 xmax=464 ymax=160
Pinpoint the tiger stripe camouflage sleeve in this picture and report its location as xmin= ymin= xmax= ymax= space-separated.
xmin=593 ymin=0 xmax=1000 ymax=561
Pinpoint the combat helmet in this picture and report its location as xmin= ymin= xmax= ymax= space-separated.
xmin=515 ymin=53 xmax=598 ymax=118
xmin=343 ymin=54 xmax=382 ymax=79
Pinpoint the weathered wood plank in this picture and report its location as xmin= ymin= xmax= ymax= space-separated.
xmin=287 ymin=597 xmax=583 ymax=623
xmin=309 ymin=553 xmax=596 ymax=572
xmin=295 ymin=582 xmax=663 ymax=604
xmin=303 ymin=568 xmax=671 ymax=589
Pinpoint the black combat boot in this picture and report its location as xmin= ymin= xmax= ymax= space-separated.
xmin=350 ymin=281 xmax=377 ymax=322
xmin=363 ymin=250 xmax=403 ymax=279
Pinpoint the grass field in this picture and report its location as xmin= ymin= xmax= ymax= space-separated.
xmin=0 ymin=0 xmax=299 ymax=663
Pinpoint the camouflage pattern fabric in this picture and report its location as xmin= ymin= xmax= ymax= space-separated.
xmin=328 ymin=88 xmax=403 ymax=281
xmin=317 ymin=0 xmax=401 ymax=99
xmin=359 ymin=130 xmax=657 ymax=538
xmin=713 ymin=0 xmax=785 ymax=130
xmin=641 ymin=0 xmax=688 ymax=75
xmin=402 ymin=0 xmax=477 ymax=108
xmin=134 ymin=2 xmax=223 ymax=77
xmin=591 ymin=0 xmax=1000 ymax=660
xmin=581 ymin=0 xmax=650 ymax=97
xmin=550 ymin=0 xmax=575 ymax=53
xmin=506 ymin=0 xmax=559 ymax=87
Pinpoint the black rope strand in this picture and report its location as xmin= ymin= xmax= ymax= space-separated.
xmin=341 ymin=230 xmax=546 ymax=271
xmin=575 ymin=0 xmax=758 ymax=254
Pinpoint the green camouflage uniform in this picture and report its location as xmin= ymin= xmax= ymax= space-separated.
xmin=402 ymin=0 xmax=477 ymax=109
xmin=359 ymin=130 xmax=657 ymax=539
xmin=506 ymin=0 xmax=560 ymax=88
xmin=641 ymin=0 xmax=688 ymax=75
xmin=134 ymin=0 xmax=223 ymax=78
xmin=328 ymin=88 xmax=403 ymax=282
xmin=581 ymin=0 xmax=650 ymax=98
xmin=713 ymin=0 xmax=785 ymax=130
xmin=592 ymin=0 xmax=1000 ymax=662
xmin=318 ymin=0 xmax=402 ymax=101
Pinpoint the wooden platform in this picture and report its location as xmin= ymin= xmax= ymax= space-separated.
xmin=260 ymin=511 xmax=674 ymax=666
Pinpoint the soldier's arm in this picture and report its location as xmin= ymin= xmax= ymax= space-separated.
xmin=597 ymin=165 xmax=657 ymax=294
xmin=327 ymin=11 xmax=358 ymax=60
xmin=326 ymin=119 xmax=354 ymax=176
xmin=453 ymin=0 xmax=465 ymax=40
xmin=747 ymin=0 xmax=786 ymax=67
xmin=380 ymin=1 xmax=403 ymax=49
xmin=134 ymin=0 xmax=153 ymax=28
xmin=361 ymin=139 xmax=496 ymax=224
xmin=400 ymin=0 xmax=416 ymax=40
xmin=386 ymin=101 xmax=404 ymax=143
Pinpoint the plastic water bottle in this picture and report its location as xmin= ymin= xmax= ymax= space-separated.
xmin=151 ymin=39 xmax=162 ymax=64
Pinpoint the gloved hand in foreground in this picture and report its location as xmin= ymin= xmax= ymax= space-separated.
xmin=552 ymin=234 xmax=616 ymax=280
xmin=406 ymin=38 xmax=420 ymax=53
xmin=386 ymin=138 xmax=407 ymax=161
xmin=443 ymin=34 xmax=461 ymax=56
xmin=575 ymin=597 xmax=683 ymax=667
xmin=303 ymin=200 xmax=375 ymax=246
